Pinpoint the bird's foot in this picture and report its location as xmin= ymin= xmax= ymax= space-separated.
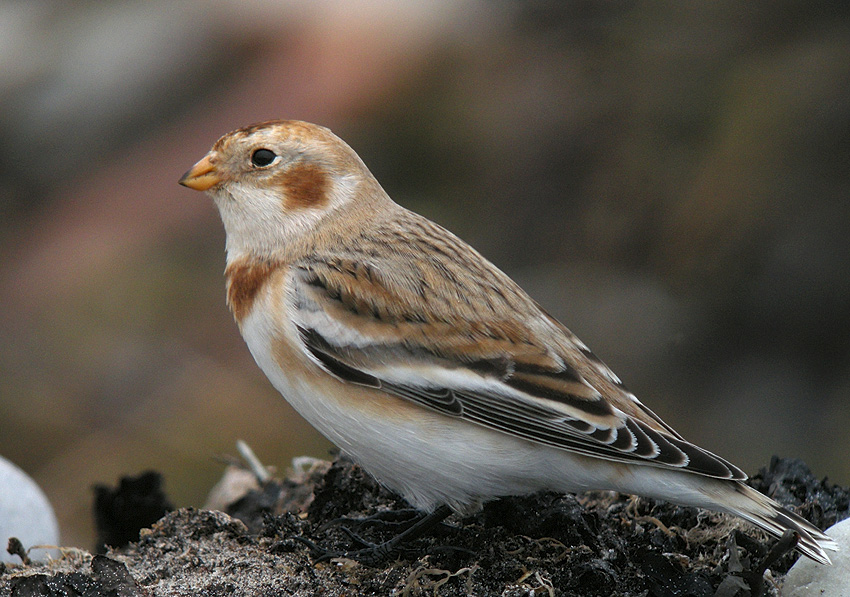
xmin=316 ymin=508 xmax=421 ymax=534
xmin=296 ymin=505 xmax=460 ymax=565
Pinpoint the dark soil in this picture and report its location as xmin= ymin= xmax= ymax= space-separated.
xmin=2 ymin=456 xmax=847 ymax=596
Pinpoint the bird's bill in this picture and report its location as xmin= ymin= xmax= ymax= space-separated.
xmin=179 ymin=154 xmax=220 ymax=191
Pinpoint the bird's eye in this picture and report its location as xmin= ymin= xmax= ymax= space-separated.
xmin=250 ymin=148 xmax=277 ymax=168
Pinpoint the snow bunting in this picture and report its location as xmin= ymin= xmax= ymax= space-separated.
xmin=179 ymin=120 xmax=836 ymax=564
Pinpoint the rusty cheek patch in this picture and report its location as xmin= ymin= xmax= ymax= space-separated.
xmin=225 ymin=260 xmax=281 ymax=322
xmin=274 ymin=163 xmax=330 ymax=211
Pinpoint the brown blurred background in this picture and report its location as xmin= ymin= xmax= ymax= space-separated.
xmin=2 ymin=1 xmax=849 ymax=550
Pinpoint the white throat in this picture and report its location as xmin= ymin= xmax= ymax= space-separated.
xmin=212 ymin=168 xmax=368 ymax=263
xmin=212 ymin=182 xmax=327 ymax=261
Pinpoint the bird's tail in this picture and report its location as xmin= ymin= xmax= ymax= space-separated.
xmin=722 ymin=482 xmax=838 ymax=565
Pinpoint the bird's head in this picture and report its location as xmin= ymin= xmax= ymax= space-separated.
xmin=180 ymin=120 xmax=383 ymax=259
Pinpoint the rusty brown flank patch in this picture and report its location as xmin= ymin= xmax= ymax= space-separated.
xmin=225 ymin=259 xmax=280 ymax=322
xmin=275 ymin=162 xmax=330 ymax=211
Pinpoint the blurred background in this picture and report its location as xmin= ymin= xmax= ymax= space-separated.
xmin=2 ymin=0 xmax=849 ymax=550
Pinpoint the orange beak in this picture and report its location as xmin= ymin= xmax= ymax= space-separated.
xmin=179 ymin=154 xmax=221 ymax=191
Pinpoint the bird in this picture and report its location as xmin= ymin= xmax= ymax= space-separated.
xmin=179 ymin=119 xmax=837 ymax=565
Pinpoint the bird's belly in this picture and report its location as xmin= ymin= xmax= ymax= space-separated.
xmin=237 ymin=306 xmax=591 ymax=513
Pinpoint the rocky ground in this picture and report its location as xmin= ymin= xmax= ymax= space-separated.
xmin=2 ymin=456 xmax=847 ymax=596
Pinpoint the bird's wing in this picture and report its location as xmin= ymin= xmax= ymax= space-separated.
xmin=289 ymin=243 xmax=745 ymax=481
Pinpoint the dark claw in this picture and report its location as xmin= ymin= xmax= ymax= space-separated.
xmin=292 ymin=535 xmax=398 ymax=565
xmin=293 ymin=505 xmax=455 ymax=566
xmin=317 ymin=508 xmax=420 ymax=533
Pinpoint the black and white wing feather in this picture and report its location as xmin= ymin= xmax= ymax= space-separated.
xmin=289 ymin=242 xmax=745 ymax=482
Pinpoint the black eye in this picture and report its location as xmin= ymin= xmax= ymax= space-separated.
xmin=251 ymin=148 xmax=277 ymax=167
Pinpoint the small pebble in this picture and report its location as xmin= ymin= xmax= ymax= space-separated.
xmin=783 ymin=518 xmax=850 ymax=596
xmin=0 ymin=456 xmax=60 ymax=563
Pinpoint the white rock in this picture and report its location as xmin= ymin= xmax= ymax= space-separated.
xmin=783 ymin=518 xmax=850 ymax=596
xmin=0 ymin=456 xmax=60 ymax=563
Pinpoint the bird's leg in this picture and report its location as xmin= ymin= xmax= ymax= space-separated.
xmin=297 ymin=505 xmax=455 ymax=565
